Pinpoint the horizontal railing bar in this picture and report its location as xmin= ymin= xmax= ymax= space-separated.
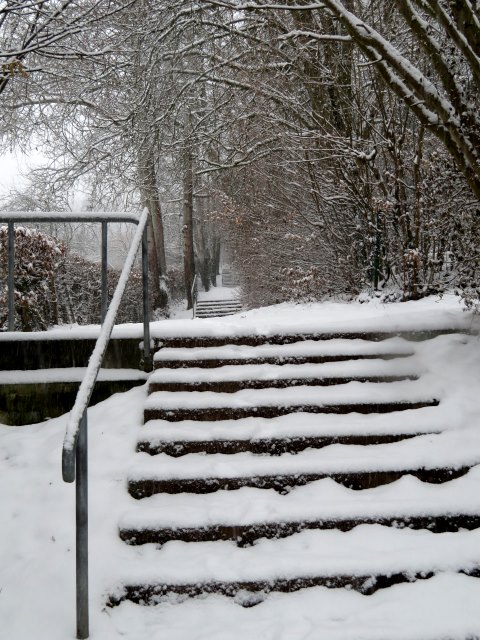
xmin=0 ymin=211 xmax=141 ymax=224
xmin=62 ymin=208 xmax=149 ymax=483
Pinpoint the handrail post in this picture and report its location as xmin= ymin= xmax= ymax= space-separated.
xmin=101 ymin=221 xmax=108 ymax=324
xmin=76 ymin=409 xmax=89 ymax=639
xmin=141 ymin=225 xmax=152 ymax=371
xmin=191 ymin=274 xmax=197 ymax=319
xmin=7 ymin=222 xmax=15 ymax=331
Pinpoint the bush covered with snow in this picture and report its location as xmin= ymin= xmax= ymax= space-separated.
xmin=0 ymin=226 xmax=144 ymax=331
xmin=0 ymin=226 xmax=65 ymax=330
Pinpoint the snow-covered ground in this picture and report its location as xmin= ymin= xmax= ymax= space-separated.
xmin=197 ymin=285 xmax=241 ymax=302
xmin=2 ymin=297 xmax=480 ymax=639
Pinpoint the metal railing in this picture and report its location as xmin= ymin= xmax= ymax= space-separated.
xmin=1 ymin=210 xmax=149 ymax=329
xmin=0 ymin=209 xmax=151 ymax=639
xmin=191 ymin=273 xmax=198 ymax=319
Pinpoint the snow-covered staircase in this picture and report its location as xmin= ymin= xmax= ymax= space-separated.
xmin=221 ymin=268 xmax=239 ymax=287
xmin=195 ymin=276 xmax=242 ymax=319
xmin=112 ymin=330 xmax=480 ymax=613
xmin=194 ymin=298 xmax=242 ymax=318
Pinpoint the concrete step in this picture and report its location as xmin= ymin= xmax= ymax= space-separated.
xmin=129 ymin=425 xmax=479 ymax=497
xmin=196 ymin=310 xmax=241 ymax=318
xmin=120 ymin=513 xmax=480 ymax=546
xmin=153 ymin=337 xmax=415 ymax=369
xmin=195 ymin=301 xmax=242 ymax=319
xmin=148 ymin=375 xmax=419 ymax=394
xmin=109 ymin=570 xmax=471 ymax=605
xmin=144 ymin=379 xmax=438 ymax=419
xmin=120 ymin=466 xmax=480 ymax=543
xmin=137 ymin=431 xmax=422 ymax=456
xmin=109 ymin=526 xmax=480 ymax=604
xmin=196 ymin=301 xmax=241 ymax=307
xmin=144 ymin=396 xmax=438 ymax=422
xmin=195 ymin=307 xmax=241 ymax=312
xmin=155 ymin=329 xmax=461 ymax=349
xmin=147 ymin=359 xmax=420 ymax=393
xmin=128 ymin=465 xmax=468 ymax=498
xmin=153 ymin=338 xmax=414 ymax=362
xmin=154 ymin=352 xmax=414 ymax=369
xmin=137 ymin=409 xmax=444 ymax=455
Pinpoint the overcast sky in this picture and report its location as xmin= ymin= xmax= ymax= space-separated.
xmin=0 ymin=150 xmax=41 ymax=198
xmin=0 ymin=152 xmax=22 ymax=194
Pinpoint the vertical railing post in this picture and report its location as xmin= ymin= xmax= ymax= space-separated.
xmin=76 ymin=409 xmax=89 ymax=639
xmin=7 ymin=222 xmax=15 ymax=331
xmin=191 ymin=274 xmax=197 ymax=319
xmin=142 ymin=225 xmax=152 ymax=371
xmin=101 ymin=221 xmax=108 ymax=324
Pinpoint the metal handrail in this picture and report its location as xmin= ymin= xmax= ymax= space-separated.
xmin=62 ymin=208 xmax=149 ymax=480
xmin=191 ymin=273 xmax=198 ymax=319
xmin=0 ymin=211 xmax=142 ymax=223
xmin=0 ymin=210 xmax=145 ymax=329
xmin=61 ymin=208 xmax=149 ymax=640
xmin=1 ymin=208 xmax=151 ymax=640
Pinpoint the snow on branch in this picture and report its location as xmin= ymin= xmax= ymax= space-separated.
xmin=278 ymin=30 xmax=351 ymax=43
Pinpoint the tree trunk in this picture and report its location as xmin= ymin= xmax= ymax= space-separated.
xmin=183 ymin=143 xmax=195 ymax=309
xmin=147 ymin=215 xmax=163 ymax=310
xmin=138 ymin=146 xmax=169 ymax=311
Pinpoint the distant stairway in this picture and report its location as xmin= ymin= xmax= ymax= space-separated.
xmin=111 ymin=330 xmax=480 ymax=618
xmin=195 ymin=298 xmax=242 ymax=318
xmin=221 ymin=268 xmax=239 ymax=287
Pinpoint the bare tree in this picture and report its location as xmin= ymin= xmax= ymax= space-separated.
xmin=206 ymin=0 xmax=480 ymax=198
xmin=0 ymin=0 xmax=137 ymax=97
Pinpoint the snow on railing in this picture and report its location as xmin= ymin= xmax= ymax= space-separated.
xmin=61 ymin=207 xmax=149 ymax=480
xmin=0 ymin=211 xmax=142 ymax=224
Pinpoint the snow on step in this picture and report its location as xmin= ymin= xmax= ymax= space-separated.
xmin=104 ymin=574 xmax=480 ymax=640
xmin=196 ymin=301 xmax=241 ymax=307
xmin=120 ymin=465 xmax=480 ymax=531
xmin=128 ymin=429 xmax=480 ymax=482
xmin=196 ymin=306 xmax=241 ymax=310
xmin=138 ymin=408 xmax=445 ymax=445
xmin=114 ymin=526 xmax=480 ymax=586
xmin=196 ymin=305 xmax=242 ymax=311
xmin=148 ymin=358 xmax=420 ymax=385
xmin=195 ymin=304 xmax=242 ymax=318
xmin=144 ymin=380 xmax=438 ymax=411
xmin=153 ymin=337 xmax=415 ymax=364
xmin=196 ymin=311 xmax=240 ymax=317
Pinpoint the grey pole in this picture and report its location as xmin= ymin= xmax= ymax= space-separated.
xmin=142 ymin=226 xmax=152 ymax=371
xmin=7 ymin=222 xmax=14 ymax=331
xmin=76 ymin=410 xmax=89 ymax=639
xmin=101 ymin=221 xmax=108 ymax=324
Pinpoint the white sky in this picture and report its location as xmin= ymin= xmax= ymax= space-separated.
xmin=0 ymin=149 xmax=47 ymax=196
xmin=0 ymin=152 xmax=23 ymax=194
